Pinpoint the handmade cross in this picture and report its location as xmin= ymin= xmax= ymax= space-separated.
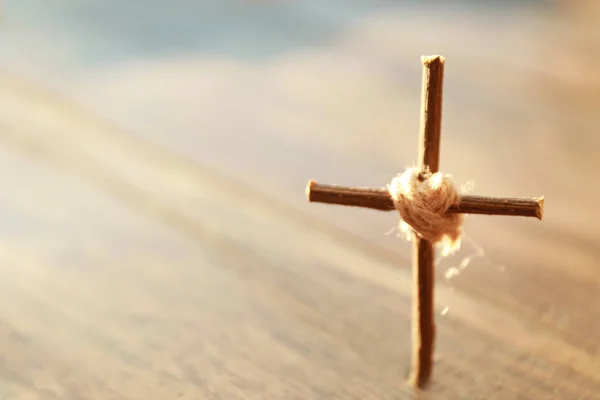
xmin=305 ymin=55 xmax=544 ymax=388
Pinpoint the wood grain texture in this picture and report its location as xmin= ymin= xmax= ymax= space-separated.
xmin=0 ymin=1 xmax=598 ymax=399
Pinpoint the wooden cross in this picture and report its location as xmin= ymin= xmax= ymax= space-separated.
xmin=305 ymin=55 xmax=544 ymax=388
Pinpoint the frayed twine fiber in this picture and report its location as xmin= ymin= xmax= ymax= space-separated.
xmin=388 ymin=167 xmax=463 ymax=256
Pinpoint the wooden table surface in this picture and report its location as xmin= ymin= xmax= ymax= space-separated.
xmin=0 ymin=1 xmax=599 ymax=398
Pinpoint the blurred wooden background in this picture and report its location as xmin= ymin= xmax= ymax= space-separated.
xmin=0 ymin=0 xmax=598 ymax=398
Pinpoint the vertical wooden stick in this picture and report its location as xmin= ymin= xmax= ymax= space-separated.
xmin=408 ymin=55 xmax=444 ymax=388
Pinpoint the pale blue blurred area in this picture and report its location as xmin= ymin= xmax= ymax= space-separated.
xmin=3 ymin=0 xmax=555 ymax=66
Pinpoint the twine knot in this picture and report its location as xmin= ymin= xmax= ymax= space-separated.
xmin=388 ymin=167 xmax=463 ymax=255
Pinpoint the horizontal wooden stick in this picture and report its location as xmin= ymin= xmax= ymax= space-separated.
xmin=306 ymin=180 xmax=544 ymax=220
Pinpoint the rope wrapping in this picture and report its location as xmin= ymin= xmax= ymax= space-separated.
xmin=388 ymin=168 xmax=464 ymax=255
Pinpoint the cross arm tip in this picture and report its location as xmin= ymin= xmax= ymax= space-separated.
xmin=537 ymin=196 xmax=544 ymax=220
xmin=306 ymin=179 xmax=317 ymax=201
